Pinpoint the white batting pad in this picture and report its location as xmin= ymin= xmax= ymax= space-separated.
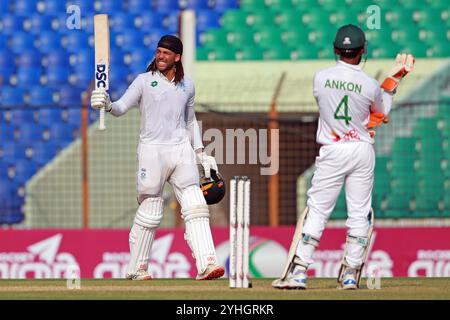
xmin=126 ymin=197 xmax=163 ymax=276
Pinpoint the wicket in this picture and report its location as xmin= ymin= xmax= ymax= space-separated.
xmin=229 ymin=176 xmax=251 ymax=288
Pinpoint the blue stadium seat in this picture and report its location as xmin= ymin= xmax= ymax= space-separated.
xmin=197 ymin=10 xmax=221 ymax=31
xmin=0 ymin=179 xmax=23 ymax=225
xmin=111 ymin=49 xmax=126 ymax=67
xmin=29 ymin=142 xmax=57 ymax=166
xmin=0 ymin=163 xmax=10 ymax=180
xmin=10 ymin=32 xmax=35 ymax=54
xmin=154 ymin=0 xmax=179 ymax=12
xmin=180 ymin=0 xmax=210 ymax=10
xmin=144 ymin=29 xmax=167 ymax=48
xmin=0 ymin=143 xmax=26 ymax=164
xmin=28 ymin=86 xmax=56 ymax=107
xmin=128 ymin=0 xmax=152 ymax=13
xmin=12 ymin=159 xmax=38 ymax=184
xmin=25 ymin=14 xmax=55 ymax=34
xmin=57 ymin=85 xmax=83 ymax=108
xmin=95 ymin=0 xmax=124 ymax=14
xmin=37 ymin=31 xmax=62 ymax=53
xmin=43 ymin=50 xmax=70 ymax=68
xmin=135 ymin=13 xmax=165 ymax=31
xmin=0 ymin=49 xmax=14 ymax=69
xmin=112 ymin=13 xmax=137 ymax=31
xmin=0 ymin=0 xmax=11 ymax=13
xmin=0 ymin=123 xmax=16 ymax=141
xmin=0 ymin=68 xmax=15 ymax=82
xmin=64 ymin=108 xmax=82 ymax=128
xmin=115 ymin=31 xmax=146 ymax=49
xmin=38 ymin=0 xmax=66 ymax=15
xmin=70 ymin=49 xmax=94 ymax=68
xmin=18 ymin=50 xmax=42 ymax=67
xmin=16 ymin=124 xmax=45 ymax=144
xmin=110 ymin=83 xmax=129 ymax=101
xmin=13 ymin=0 xmax=38 ymax=15
xmin=48 ymin=123 xmax=77 ymax=145
xmin=15 ymin=67 xmax=42 ymax=87
xmin=37 ymin=108 xmax=63 ymax=126
xmin=0 ymin=87 xmax=25 ymax=107
xmin=45 ymin=67 xmax=71 ymax=88
xmin=66 ymin=0 xmax=95 ymax=14
xmin=110 ymin=65 xmax=130 ymax=86
xmin=62 ymin=31 xmax=90 ymax=52
xmin=162 ymin=12 xmax=180 ymax=33
xmin=9 ymin=109 xmax=36 ymax=126
xmin=71 ymin=66 xmax=92 ymax=88
xmin=127 ymin=49 xmax=153 ymax=73
xmin=1 ymin=15 xmax=25 ymax=34
xmin=0 ymin=34 xmax=7 ymax=49
xmin=213 ymin=0 xmax=239 ymax=12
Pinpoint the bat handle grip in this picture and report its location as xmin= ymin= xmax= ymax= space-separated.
xmin=98 ymin=107 xmax=106 ymax=130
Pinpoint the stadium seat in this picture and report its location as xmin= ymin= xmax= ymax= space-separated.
xmin=0 ymin=49 xmax=14 ymax=69
xmin=45 ymin=67 xmax=71 ymax=88
xmin=0 ymin=34 xmax=7 ymax=49
xmin=291 ymin=46 xmax=318 ymax=59
xmin=29 ymin=142 xmax=58 ymax=166
xmin=427 ymin=43 xmax=450 ymax=58
xmin=126 ymin=49 xmax=153 ymax=73
xmin=8 ymin=109 xmax=36 ymax=127
xmin=62 ymin=31 xmax=90 ymax=52
xmin=94 ymin=0 xmax=124 ymax=14
xmin=64 ymin=108 xmax=82 ymax=128
xmin=10 ymin=32 xmax=35 ymax=54
xmin=44 ymin=50 xmax=70 ymax=68
xmin=109 ymin=83 xmax=129 ymax=101
xmin=0 ymin=143 xmax=26 ymax=164
xmin=25 ymin=14 xmax=55 ymax=34
xmin=153 ymin=0 xmax=179 ymax=12
xmin=57 ymin=85 xmax=83 ymax=108
xmin=37 ymin=0 xmax=66 ymax=15
xmin=161 ymin=12 xmax=179 ymax=33
xmin=213 ymin=0 xmax=239 ymax=12
xmin=374 ymin=171 xmax=391 ymax=197
xmin=0 ymin=0 xmax=11 ymax=13
xmin=221 ymin=10 xmax=249 ymax=29
xmin=247 ymin=10 xmax=277 ymax=28
xmin=66 ymin=0 xmax=95 ymax=14
xmin=254 ymin=27 xmax=284 ymax=48
xmin=235 ymin=46 xmax=264 ymax=60
xmin=36 ymin=108 xmax=64 ymax=126
xmin=48 ymin=123 xmax=77 ymax=145
xmin=14 ymin=67 xmax=43 ymax=88
xmin=71 ymin=66 xmax=92 ymax=88
xmin=0 ymin=87 xmax=25 ymax=107
xmin=198 ymin=46 xmax=236 ymax=61
xmin=0 ymin=123 xmax=16 ymax=142
xmin=38 ymin=31 xmax=63 ymax=53
xmin=17 ymin=49 xmax=42 ymax=68
xmin=135 ymin=12 xmax=165 ymax=31
xmin=262 ymin=47 xmax=293 ymax=60
xmin=281 ymin=29 xmax=310 ymax=47
xmin=127 ymin=0 xmax=153 ymax=14
xmin=226 ymin=29 xmax=255 ymax=47
xmin=413 ymin=117 xmax=440 ymax=138
xmin=0 ymin=179 xmax=23 ymax=225
xmin=16 ymin=123 xmax=45 ymax=144
xmin=109 ymin=65 xmax=130 ymax=86
xmin=111 ymin=13 xmax=137 ymax=32
xmin=13 ymin=0 xmax=38 ymax=15
xmin=180 ymin=0 xmax=210 ymax=10
xmin=384 ymin=193 xmax=411 ymax=218
xmin=70 ymin=49 xmax=94 ymax=68
xmin=1 ymin=15 xmax=25 ymax=34
xmin=196 ymin=10 xmax=221 ymax=31
xmin=28 ymin=86 xmax=56 ymax=107
xmin=115 ymin=30 xmax=146 ymax=49
xmin=11 ymin=159 xmax=38 ymax=184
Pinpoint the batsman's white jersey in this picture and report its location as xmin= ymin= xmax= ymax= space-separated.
xmin=109 ymin=71 xmax=203 ymax=197
xmin=296 ymin=60 xmax=393 ymax=269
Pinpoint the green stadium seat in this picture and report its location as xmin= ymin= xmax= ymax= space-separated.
xmin=399 ymin=43 xmax=428 ymax=58
xmin=226 ymin=29 xmax=255 ymax=47
xmin=235 ymin=46 xmax=264 ymax=60
xmin=390 ymin=158 xmax=416 ymax=178
xmin=364 ymin=29 xmax=393 ymax=46
xmin=281 ymin=29 xmax=310 ymax=47
xmin=415 ymin=159 xmax=443 ymax=177
xmin=328 ymin=10 xmax=359 ymax=26
xmin=247 ymin=10 xmax=277 ymax=28
xmin=441 ymin=122 xmax=450 ymax=138
xmin=391 ymin=177 xmax=419 ymax=196
xmin=262 ymin=46 xmax=293 ymax=60
xmin=437 ymin=97 xmax=450 ymax=120
xmin=370 ymin=44 xmax=401 ymax=59
xmin=269 ymin=0 xmax=296 ymax=10
xmin=374 ymin=172 xmax=391 ymax=197
xmin=391 ymin=28 xmax=420 ymax=46
xmin=385 ymin=9 xmax=415 ymax=28
xmin=302 ymin=9 xmax=334 ymax=29
xmin=375 ymin=156 xmax=391 ymax=174
xmin=413 ymin=118 xmax=440 ymax=137
xmin=275 ymin=10 xmax=303 ymax=29
xmin=221 ymin=10 xmax=249 ymax=29
xmin=291 ymin=45 xmax=318 ymax=59
xmin=196 ymin=47 xmax=209 ymax=60
xmin=392 ymin=136 xmax=418 ymax=155
xmin=317 ymin=46 xmax=335 ymax=59
xmin=442 ymin=193 xmax=450 ymax=211
xmin=372 ymin=193 xmax=383 ymax=213
xmin=418 ymin=140 xmax=444 ymax=161
xmin=201 ymin=29 xmax=228 ymax=48
xmin=292 ymin=0 xmax=321 ymax=9
xmin=427 ymin=43 xmax=450 ymax=58
xmin=308 ymin=28 xmax=335 ymax=47
xmin=415 ymin=9 xmax=447 ymax=27
xmin=384 ymin=193 xmax=412 ymax=218
xmin=202 ymin=47 xmax=236 ymax=61
xmin=399 ymin=0 xmax=421 ymax=9
xmin=240 ymin=0 xmax=268 ymax=10
xmin=254 ymin=27 xmax=284 ymax=48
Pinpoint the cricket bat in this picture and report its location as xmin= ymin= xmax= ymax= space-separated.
xmin=94 ymin=14 xmax=110 ymax=131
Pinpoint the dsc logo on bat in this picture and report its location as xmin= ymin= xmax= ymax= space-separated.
xmin=96 ymin=64 xmax=108 ymax=88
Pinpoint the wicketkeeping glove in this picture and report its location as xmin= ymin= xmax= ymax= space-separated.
xmin=91 ymin=88 xmax=112 ymax=111
xmin=381 ymin=53 xmax=415 ymax=93
xmin=366 ymin=112 xmax=389 ymax=138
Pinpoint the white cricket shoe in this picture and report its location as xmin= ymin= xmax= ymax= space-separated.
xmin=341 ymin=268 xmax=357 ymax=290
xmin=126 ymin=269 xmax=152 ymax=281
xmin=196 ymin=264 xmax=225 ymax=280
xmin=272 ymin=266 xmax=307 ymax=290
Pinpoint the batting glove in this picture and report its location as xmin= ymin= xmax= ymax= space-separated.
xmin=381 ymin=53 xmax=415 ymax=93
xmin=197 ymin=152 xmax=219 ymax=179
xmin=91 ymin=89 xmax=112 ymax=111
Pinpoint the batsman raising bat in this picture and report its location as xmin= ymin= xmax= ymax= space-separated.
xmin=91 ymin=35 xmax=225 ymax=281
xmin=273 ymin=24 xmax=414 ymax=290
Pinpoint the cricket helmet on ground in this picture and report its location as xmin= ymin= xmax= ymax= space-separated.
xmin=200 ymin=169 xmax=226 ymax=205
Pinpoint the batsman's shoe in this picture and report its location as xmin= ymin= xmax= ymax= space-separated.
xmin=340 ymin=268 xmax=357 ymax=290
xmin=272 ymin=269 xmax=307 ymax=290
xmin=196 ymin=264 xmax=225 ymax=280
xmin=125 ymin=269 xmax=152 ymax=281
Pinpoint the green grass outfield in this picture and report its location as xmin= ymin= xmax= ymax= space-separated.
xmin=0 ymin=278 xmax=449 ymax=300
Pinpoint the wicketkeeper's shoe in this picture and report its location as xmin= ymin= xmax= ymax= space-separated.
xmin=125 ymin=269 xmax=152 ymax=281
xmin=272 ymin=267 xmax=307 ymax=289
xmin=341 ymin=268 xmax=357 ymax=290
xmin=196 ymin=264 xmax=225 ymax=280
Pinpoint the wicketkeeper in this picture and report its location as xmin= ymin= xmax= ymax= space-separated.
xmin=91 ymin=35 xmax=225 ymax=281
xmin=273 ymin=24 xmax=414 ymax=290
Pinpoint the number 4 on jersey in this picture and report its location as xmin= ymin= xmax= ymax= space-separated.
xmin=334 ymin=95 xmax=352 ymax=125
